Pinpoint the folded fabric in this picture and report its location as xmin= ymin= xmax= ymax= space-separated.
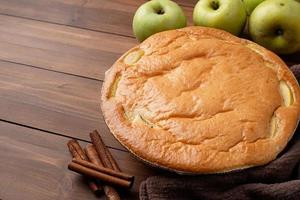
xmin=140 ymin=136 xmax=300 ymax=200
xmin=291 ymin=64 xmax=300 ymax=82
xmin=140 ymin=64 xmax=300 ymax=200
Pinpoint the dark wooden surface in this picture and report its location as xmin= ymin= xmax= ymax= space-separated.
xmin=0 ymin=1 xmax=299 ymax=200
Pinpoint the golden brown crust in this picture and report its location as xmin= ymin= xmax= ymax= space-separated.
xmin=101 ymin=27 xmax=300 ymax=173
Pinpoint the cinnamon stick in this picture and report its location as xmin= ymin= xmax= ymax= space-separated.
xmin=104 ymin=186 xmax=121 ymax=200
xmin=90 ymin=130 xmax=123 ymax=173
xmin=73 ymin=158 xmax=134 ymax=181
xmin=90 ymin=130 xmax=113 ymax=168
xmin=67 ymin=139 xmax=88 ymax=160
xmin=85 ymin=144 xmax=103 ymax=166
xmin=85 ymin=145 xmax=121 ymax=200
xmin=67 ymin=139 xmax=103 ymax=194
xmin=105 ymin=148 xmax=121 ymax=172
xmin=90 ymin=130 xmax=135 ymax=197
xmin=67 ymin=141 xmax=81 ymax=159
xmin=68 ymin=162 xmax=132 ymax=188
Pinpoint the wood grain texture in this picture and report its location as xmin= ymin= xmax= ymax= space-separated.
xmin=0 ymin=14 xmax=137 ymax=80
xmin=0 ymin=121 xmax=157 ymax=200
xmin=0 ymin=12 xmax=298 ymax=84
xmin=0 ymin=0 xmax=193 ymax=37
xmin=0 ymin=60 xmax=126 ymax=149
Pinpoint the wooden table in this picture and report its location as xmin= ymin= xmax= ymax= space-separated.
xmin=0 ymin=1 xmax=299 ymax=199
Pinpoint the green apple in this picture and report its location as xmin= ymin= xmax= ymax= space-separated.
xmin=193 ymin=0 xmax=247 ymax=36
xmin=132 ymin=0 xmax=186 ymax=42
xmin=242 ymin=0 xmax=265 ymax=15
xmin=249 ymin=0 xmax=300 ymax=54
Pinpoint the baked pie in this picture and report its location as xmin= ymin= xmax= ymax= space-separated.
xmin=101 ymin=27 xmax=300 ymax=173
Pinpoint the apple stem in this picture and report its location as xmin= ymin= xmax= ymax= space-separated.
xmin=156 ymin=8 xmax=164 ymax=15
xmin=210 ymin=1 xmax=219 ymax=10
xmin=275 ymin=28 xmax=284 ymax=36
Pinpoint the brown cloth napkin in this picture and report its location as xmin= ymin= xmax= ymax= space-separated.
xmin=140 ymin=64 xmax=300 ymax=200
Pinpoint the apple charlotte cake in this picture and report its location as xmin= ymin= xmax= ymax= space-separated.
xmin=101 ymin=27 xmax=300 ymax=173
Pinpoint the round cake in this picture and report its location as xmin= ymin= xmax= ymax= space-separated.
xmin=101 ymin=26 xmax=300 ymax=173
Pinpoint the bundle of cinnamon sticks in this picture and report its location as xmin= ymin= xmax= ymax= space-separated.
xmin=67 ymin=130 xmax=134 ymax=199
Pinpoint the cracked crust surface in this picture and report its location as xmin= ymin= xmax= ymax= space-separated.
xmin=101 ymin=27 xmax=300 ymax=173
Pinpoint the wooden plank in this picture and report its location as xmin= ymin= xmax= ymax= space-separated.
xmin=0 ymin=60 xmax=127 ymax=150
xmin=0 ymin=14 xmax=137 ymax=80
xmin=0 ymin=12 xmax=298 ymax=84
xmin=0 ymin=0 xmax=193 ymax=37
xmin=0 ymin=121 xmax=157 ymax=200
